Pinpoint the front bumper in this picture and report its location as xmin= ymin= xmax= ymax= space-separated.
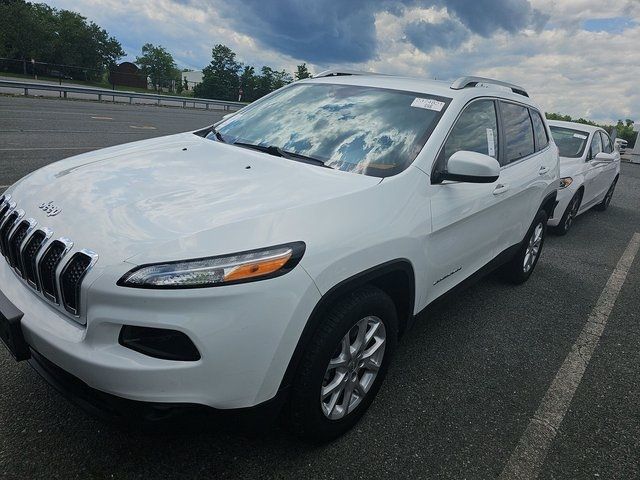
xmin=27 ymin=347 xmax=288 ymax=428
xmin=0 ymin=259 xmax=321 ymax=410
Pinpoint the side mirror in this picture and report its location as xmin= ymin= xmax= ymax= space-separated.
xmin=441 ymin=151 xmax=500 ymax=183
xmin=595 ymin=152 xmax=615 ymax=162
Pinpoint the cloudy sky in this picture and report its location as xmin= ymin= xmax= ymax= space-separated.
xmin=45 ymin=0 xmax=639 ymax=124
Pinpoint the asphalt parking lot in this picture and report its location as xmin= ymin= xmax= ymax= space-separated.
xmin=1 ymin=95 xmax=639 ymax=479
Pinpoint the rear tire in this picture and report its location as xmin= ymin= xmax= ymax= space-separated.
xmin=552 ymin=190 xmax=582 ymax=236
xmin=499 ymin=209 xmax=547 ymax=284
xmin=287 ymin=286 xmax=398 ymax=443
xmin=595 ymin=177 xmax=618 ymax=211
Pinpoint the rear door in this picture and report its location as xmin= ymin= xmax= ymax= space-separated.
xmin=491 ymin=102 xmax=551 ymax=254
xmin=583 ymin=131 xmax=605 ymax=207
xmin=599 ymin=131 xmax=619 ymax=190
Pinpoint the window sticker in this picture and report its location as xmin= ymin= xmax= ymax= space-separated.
xmin=486 ymin=128 xmax=496 ymax=157
xmin=573 ymin=133 xmax=588 ymax=139
xmin=411 ymin=98 xmax=445 ymax=111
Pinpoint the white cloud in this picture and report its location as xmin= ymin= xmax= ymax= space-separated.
xmin=43 ymin=0 xmax=640 ymax=123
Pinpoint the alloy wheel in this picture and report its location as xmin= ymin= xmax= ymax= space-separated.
xmin=523 ymin=222 xmax=544 ymax=273
xmin=321 ymin=316 xmax=386 ymax=420
xmin=604 ymin=183 xmax=616 ymax=207
xmin=564 ymin=197 xmax=580 ymax=231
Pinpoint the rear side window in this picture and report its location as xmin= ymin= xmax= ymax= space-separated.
xmin=442 ymin=100 xmax=498 ymax=163
xmin=500 ymin=102 xmax=535 ymax=164
xmin=590 ymin=132 xmax=603 ymax=159
xmin=530 ymin=110 xmax=549 ymax=151
xmin=600 ymin=132 xmax=613 ymax=153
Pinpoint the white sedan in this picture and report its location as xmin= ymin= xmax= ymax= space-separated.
xmin=547 ymin=120 xmax=620 ymax=235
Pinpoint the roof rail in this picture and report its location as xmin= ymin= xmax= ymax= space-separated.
xmin=450 ymin=76 xmax=529 ymax=97
xmin=315 ymin=69 xmax=384 ymax=78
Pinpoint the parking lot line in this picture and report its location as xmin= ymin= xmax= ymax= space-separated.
xmin=499 ymin=232 xmax=640 ymax=480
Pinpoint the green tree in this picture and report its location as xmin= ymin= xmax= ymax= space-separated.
xmin=135 ymin=43 xmax=179 ymax=91
xmin=0 ymin=1 xmax=123 ymax=80
xmin=295 ymin=63 xmax=312 ymax=80
xmin=193 ymin=44 xmax=242 ymax=101
xmin=239 ymin=65 xmax=257 ymax=101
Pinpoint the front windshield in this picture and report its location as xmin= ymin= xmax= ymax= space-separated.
xmin=550 ymin=126 xmax=590 ymax=158
xmin=209 ymin=83 xmax=450 ymax=177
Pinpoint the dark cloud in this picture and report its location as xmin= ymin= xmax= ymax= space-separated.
xmin=214 ymin=0 xmax=548 ymax=62
xmin=404 ymin=18 xmax=470 ymax=52
xmin=443 ymin=0 xmax=549 ymax=36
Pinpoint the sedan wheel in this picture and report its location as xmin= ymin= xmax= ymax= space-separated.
xmin=321 ymin=316 xmax=386 ymax=420
xmin=596 ymin=179 xmax=617 ymax=211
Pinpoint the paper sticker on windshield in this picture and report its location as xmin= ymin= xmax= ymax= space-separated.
xmin=573 ymin=133 xmax=588 ymax=139
xmin=411 ymin=98 xmax=445 ymax=111
xmin=486 ymin=128 xmax=496 ymax=157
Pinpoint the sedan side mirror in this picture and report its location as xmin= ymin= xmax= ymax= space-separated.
xmin=441 ymin=151 xmax=500 ymax=183
xmin=594 ymin=152 xmax=615 ymax=162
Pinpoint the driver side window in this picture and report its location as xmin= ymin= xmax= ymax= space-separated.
xmin=589 ymin=132 xmax=603 ymax=159
xmin=441 ymin=100 xmax=499 ymax=169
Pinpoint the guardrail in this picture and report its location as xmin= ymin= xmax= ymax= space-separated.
xmin=0 ymin=80 xmax=245 ymax=111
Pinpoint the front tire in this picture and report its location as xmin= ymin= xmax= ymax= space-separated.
xmin=287 ymin=286 xmax=398 ymax=443
xmin=595 ymin=177 xmax=618 ymax=211
xmin=499 ymin=209 xmax=547 ymax=284
xmin=552 ymin=190 xmax=582 ymax=236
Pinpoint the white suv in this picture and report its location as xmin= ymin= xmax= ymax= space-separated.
xmin=0 ymin=72 xmax=559 ymax=441
xmin=547 ymin=120 xmax=620 ymax=235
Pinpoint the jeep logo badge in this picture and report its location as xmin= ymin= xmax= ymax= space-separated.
xmin=39 ymin=201 xmax=62 ymax=217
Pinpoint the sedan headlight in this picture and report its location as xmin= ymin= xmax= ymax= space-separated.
xmin=118 ymin=242 xmax=305 ymax=288
xmin=559 ymin=177 xmax=573 ymax=189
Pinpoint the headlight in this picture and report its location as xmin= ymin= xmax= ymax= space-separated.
xmin=118 ymin=242 xmax=305 ymax=289
xmin=559 ymin=177 xmax=573 ymax=189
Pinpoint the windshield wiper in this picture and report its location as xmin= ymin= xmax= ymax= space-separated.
xmin=233 ymin=141 xmax=331 ymax=168
xmin=202 ymin=125 xmax=227 ymax=143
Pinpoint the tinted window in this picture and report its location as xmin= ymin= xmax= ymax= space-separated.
xmin=530 ymin=110 xmax=548 ymax=151
xmin=590 ymin=132 xmax=603 ymax=159
xmin=501 ymin=102 xmax=535 ymax=164
xmin=600 ymin=132 xmax=613 ymax=153
xmin=550 ymin=126 xmax=590 ymax=158
xmin=442 ymin=100 xmax=498 ymax=165
xmin=211 ymin=83 xmax=449 ymax=178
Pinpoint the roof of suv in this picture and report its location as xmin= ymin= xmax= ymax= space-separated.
xmin=304 ymin=71 xmax=538 ymax=107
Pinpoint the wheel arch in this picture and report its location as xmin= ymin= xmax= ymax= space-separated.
xmin=541 ymin=190 xmax=558 ymax=219
xmin=280 ymin=259 xmax=416 ymax=391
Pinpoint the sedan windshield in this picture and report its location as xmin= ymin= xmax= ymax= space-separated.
xmin=550 ymin=126 xmax=590 ymax=158
xmin=208 ymin=83 xmax=449 ymax=177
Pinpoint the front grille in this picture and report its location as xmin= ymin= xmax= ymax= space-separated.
xmin=21 ymin=230 xmax=47 ymax=288
xmin=38 ymin=240 xmax=67 ymax=303
xmin=1 ymin=199 xmax=98 ymax=320
xmin=0 ymin=211 xmax=19 ymax=257
xmin=60 ymin=252 xmax=93 ymax=315
xmin=7 ymin=220 xmax=30 ymax=270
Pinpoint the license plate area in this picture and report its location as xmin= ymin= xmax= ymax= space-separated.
xmin=0 ymin=289 xmax=30 ymax=361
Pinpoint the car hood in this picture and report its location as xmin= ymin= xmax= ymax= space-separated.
xmin=8 ymin=133 xmax=380 ymax=265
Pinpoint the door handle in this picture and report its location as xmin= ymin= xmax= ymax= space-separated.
xmin=538 ymin=165 xmax=550 ymax=175
xmin=493 ymin=184 xmax=509 ymax=195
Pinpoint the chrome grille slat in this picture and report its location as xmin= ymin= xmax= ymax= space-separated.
xmin=21 ymin=229 xmax=49 ymax=288
xmin=7 ymin=220 xmax=30 ymax=270
xmin=60 ymin=251 xmax=96 ymax=315
xmin=0 ymin=210 xmax=20 ymax=257
xmin=38 ymin=239 xmax=69 ymax=304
